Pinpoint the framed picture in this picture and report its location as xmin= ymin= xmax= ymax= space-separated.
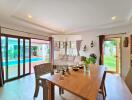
xmin=60 ymin=41 xmax=64 ymax=49
xmin=67 ymin=41 xmax=71 ymax=48
xmin=71 ymin=41 xmax=76 ymax=48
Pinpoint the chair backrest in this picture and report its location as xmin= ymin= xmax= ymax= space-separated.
xmin=34 ymin=63 xmax=53 ymax=79
xmin=125 ymin=67 xmax=132 ymax=93
xmin=100 ymin=71 xmax=107 ymax=89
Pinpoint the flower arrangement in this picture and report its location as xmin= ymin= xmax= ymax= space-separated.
xmin=89 ymin=53 xmax=97 ymax=64
xmin=82 ymin=53 xmax=97 ymax=72
xmin=83 ymin=53 xmax=97 ymax=65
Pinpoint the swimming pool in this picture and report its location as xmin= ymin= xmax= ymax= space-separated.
xmin=2 ymin=58 xmax=44 ymax=67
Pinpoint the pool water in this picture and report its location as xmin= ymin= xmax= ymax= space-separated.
xmin=2 ymin=58 xmax=44 ymax=67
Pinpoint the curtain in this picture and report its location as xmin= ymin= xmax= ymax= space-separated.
xmin=65 ymin=42 xmax=67 ymax=55
xmin=76 ymin=40 xmax=82 ymax=56
xmin=49 ymin=37 xmax=54 ymax=64
xmin=99 ymin=35 xmax=105 ymax=65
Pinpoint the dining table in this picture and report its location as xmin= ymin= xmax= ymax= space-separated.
xmin=40 ymin=64 xmax=106 ymax=100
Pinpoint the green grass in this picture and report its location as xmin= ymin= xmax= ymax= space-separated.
xmin=104 ymin=55 xmax=116 ymax=71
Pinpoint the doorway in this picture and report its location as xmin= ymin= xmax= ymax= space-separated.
xmin=103 ymin=37 xmax=121 ymax=73
xmin=31 ymin=39 xmax=50 ymax=73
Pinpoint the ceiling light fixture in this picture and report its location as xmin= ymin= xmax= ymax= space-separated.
xmin=111 ymin=16 xmax=117 ymax=20
xmin=27 ymin=14 xmax=32 ymax=19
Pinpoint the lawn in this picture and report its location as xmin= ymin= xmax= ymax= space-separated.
xmin=104 ymin=55 xmax=116 ymax=71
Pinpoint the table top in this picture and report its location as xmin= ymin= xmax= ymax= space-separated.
xmin=40 ymin=65 xmax=106 ymax=100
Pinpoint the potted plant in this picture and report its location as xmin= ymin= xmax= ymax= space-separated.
xmin=83 ymin=53 xmax=97 ymax=72
xmin=89 ymin=53 xmax=97 ymax=64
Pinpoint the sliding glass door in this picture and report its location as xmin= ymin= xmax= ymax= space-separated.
xmin=1 ymin=34 xmax=31 ymax=82
xmin=25 ymin=39 xmax=30 ymax=74
xmin=20 ymin=39 xmax=24 ymax=76
xmin=1 ymin=36 xmax=6 ymax=81
xmin=8 ymin=37 xmax=18 ymax=79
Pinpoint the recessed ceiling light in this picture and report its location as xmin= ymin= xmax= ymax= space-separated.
xmin=27 ymin=14 xmax=32 ymax=19
xmin=112 ymin=16 xmax=117 ymax=20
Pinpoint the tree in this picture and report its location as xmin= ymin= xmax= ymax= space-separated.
xmin=104 ymin=40 xmax=117 ymax=55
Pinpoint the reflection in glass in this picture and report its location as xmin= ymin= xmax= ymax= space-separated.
xmin=1 ymin=36 xmax=6 ymax=80
xmin=20 ymin=39 xmax=23 ymax=75
xmin=8 ymin=38 xmax=18 ymax=79
xmin=25 ymin=39 xmax=29 ymax=74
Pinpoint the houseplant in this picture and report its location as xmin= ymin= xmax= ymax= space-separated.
xmin=89 ymin=53 xmax=97 ymax=64
xmin=83 ymin=53 xmax=97 ymax=72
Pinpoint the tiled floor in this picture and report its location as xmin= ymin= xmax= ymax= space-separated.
xmin=0 ymin=74 xmax=125 ymax=100
xmin=0 ymin=74 xmax=83 ymax=100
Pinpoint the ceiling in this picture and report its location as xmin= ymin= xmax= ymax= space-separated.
xmin=0 ymin=0 xmax=132 ymax=34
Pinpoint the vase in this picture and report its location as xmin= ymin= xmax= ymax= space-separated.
xmin=84 ymin=64 xmax=90 ymax=72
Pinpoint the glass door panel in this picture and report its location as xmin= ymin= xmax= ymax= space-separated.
xmin=1 ymin=36 xmax=7 ymax=81
xmin=20 ymin=39 xmax=24 ymax=75
xmin=8 ymin=38 xmax=18 ymax=79
xmin=103 ymin=38 xmax=121 ymax=73
xmin=1 ymin=34 xmax=31 ymax=82
xmin=25 ymin=39 xmax=29 ymax=74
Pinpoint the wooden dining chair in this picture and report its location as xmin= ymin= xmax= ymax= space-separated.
xmin=34 ymin=63 xmax=54 ymax=98
xmin=99 ymin=71 xmax=107 ymax=100
xmin=99 ymin=70 xmax=118 ymax=100
xmin=125 ymin=67 xmax=132 ymax=93
xmin=105 ymin=68 xmax=132 ymax=94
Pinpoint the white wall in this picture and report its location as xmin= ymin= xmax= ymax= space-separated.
xmin=52 ymin=35 xmax=82 ymax=41
xmin=80 ymin=23 xmax=132 ymax=78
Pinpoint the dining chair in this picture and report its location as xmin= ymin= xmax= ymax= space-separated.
xmin=99 ymin=68 xmax=132 ymax=100
xmin=105 ymin=68 xmax=132 ymax=94
xmin=34 ymin=63 xmax=54 ymax=98
xmin=125 ymin=67 xmax=132 ymax=93
xmin=99 ymin=71 xmax=107 ymax=100
xmin=99 ymin=70 xmax=119 ymax=100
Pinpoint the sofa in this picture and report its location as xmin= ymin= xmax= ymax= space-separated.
xmin=54 ymin=55 xmax=82 ymax=66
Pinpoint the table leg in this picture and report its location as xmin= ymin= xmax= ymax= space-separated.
xmin=48 ymin=81 xmax=54 ymax=100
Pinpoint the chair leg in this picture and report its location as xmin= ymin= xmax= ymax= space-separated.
xmin=59 ymin=87 xmax=64 ymax=95
xmin=103 ymin=84 xmax=107 ymax=96
xmin=59 ymin=87 xmax=61 ymax=95
xmin=34 ymin=80 xmax=40 ymax=98
xmin=42 ymin=81 xmax=48 ymax=100
xmin=102 ymin=87 xmax=105 ymax=100
xmin=102 ymin=92 xmax=105 ymax=100
xmin=61 ymin=88 xmax=64 ymax=94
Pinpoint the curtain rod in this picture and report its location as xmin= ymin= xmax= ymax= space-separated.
xmin=0 ymin=26 xmax=49 ymax=38
xmin=97 ymin=32 xmax=126 ymax=37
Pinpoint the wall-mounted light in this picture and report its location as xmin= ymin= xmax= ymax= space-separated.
xmin=90 ymin=41 xmax=94 ymax=48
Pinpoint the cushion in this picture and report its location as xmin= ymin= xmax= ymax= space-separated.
xmin=59 ymin=55 xmax=64 ymax=60
xmin=63 ymin=55 xmax=68 ymax=61
xmin=68 ymin=56 xmax=75 ymax=61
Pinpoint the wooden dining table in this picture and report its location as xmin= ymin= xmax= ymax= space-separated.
xmin=40 ymin=65 xmax=106 ymax=100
